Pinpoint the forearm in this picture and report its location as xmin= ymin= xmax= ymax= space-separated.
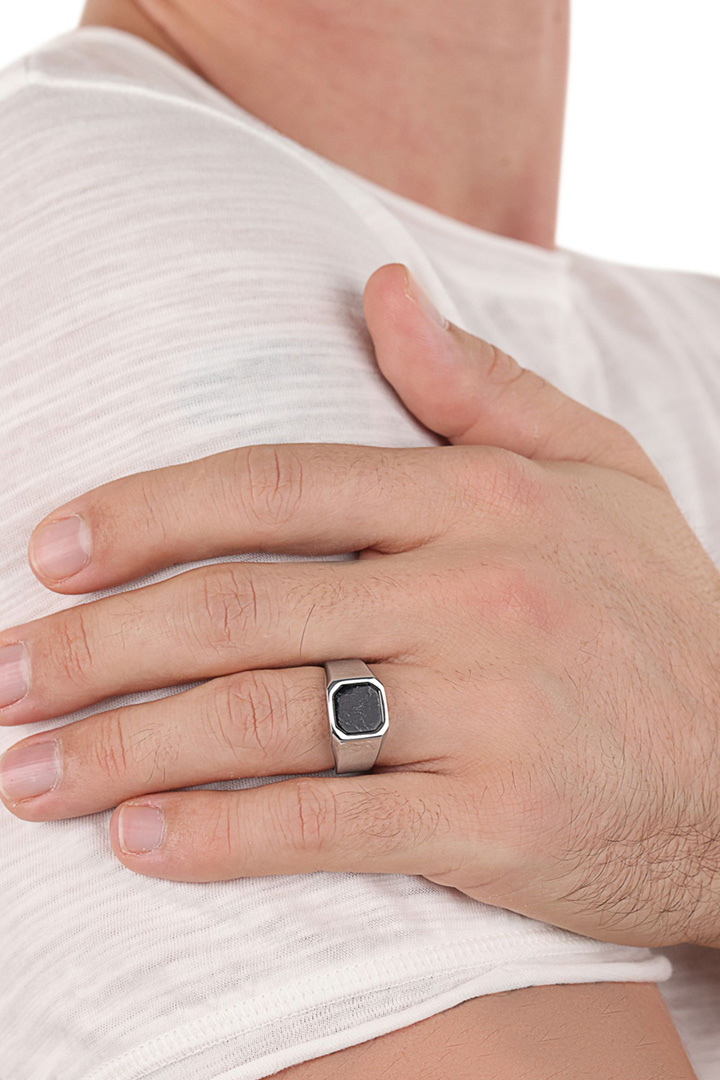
xmin=275 ymin=983 xmax=696 ymax=1080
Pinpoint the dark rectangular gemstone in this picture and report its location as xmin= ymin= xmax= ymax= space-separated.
xmin=333 ymin=682 xmax=384 ymax=736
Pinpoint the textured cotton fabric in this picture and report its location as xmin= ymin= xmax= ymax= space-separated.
xmin=0 ymin=26 xmax=718 ymax=1079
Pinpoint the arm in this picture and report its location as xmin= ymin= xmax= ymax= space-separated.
xmin=276 ymin=984 xmax=696 ymax=1080
xmin=0 ymin=78 xmax=699 ymax=1072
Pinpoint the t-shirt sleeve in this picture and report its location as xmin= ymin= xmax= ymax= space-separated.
xmin=0 ymin=32 xmax=672 ymax=1080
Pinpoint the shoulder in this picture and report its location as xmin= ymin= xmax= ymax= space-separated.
xmin=0 ymin=28 xmax=464 ymax=364
xmin=0 ymin=28 xmax=393 ymax=269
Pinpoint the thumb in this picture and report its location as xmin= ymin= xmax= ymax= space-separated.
xmin=363 ymin=263 xmax=667 ymax=491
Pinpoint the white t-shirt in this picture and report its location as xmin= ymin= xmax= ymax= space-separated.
xmin=0 ymin=26 xmax=718 ymax=1080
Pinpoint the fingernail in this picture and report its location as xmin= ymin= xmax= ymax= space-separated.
xmin=403 ymin=268 xmax=450 ymax=329
xmin=0 ymin=739 xmax=61 ymax=801
xmin=0 ymin=643 xmax=30 ymax=709
xmin=30 ymin=514 xmax=92 ymax=581
xmin=118 ymin=804 xmax=166 ymax=854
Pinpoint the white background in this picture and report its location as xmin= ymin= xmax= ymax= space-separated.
xmin=1 ymin=1 xmax=718 ymax=276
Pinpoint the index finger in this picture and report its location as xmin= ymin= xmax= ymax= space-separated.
xmin=26 ymin=442 xmax=500 ymax=594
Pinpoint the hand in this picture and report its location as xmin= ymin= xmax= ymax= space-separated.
xmin=1 ymin=264 xmax=719 ymax=950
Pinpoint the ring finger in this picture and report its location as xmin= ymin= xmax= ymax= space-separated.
xmin=0 ymin=662 xmax=443 ymax=821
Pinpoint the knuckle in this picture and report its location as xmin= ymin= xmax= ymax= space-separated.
xmin=482 ymin=341 xmax=523 ymax=384
xmin=278 ymin=779 xmax=339 ymax=853
xmin=183 ymin=564 xmax=268 ymax=655
xmin=90 ymin=708 xmax=131 ymax=782
xmin=239 ymin=443 xmax=305 ymax=529
xmin=482 ymin=340 xmax=550 ymax=401
xmin=204 ymin=796 xmax=240 ymax=861
xmin=457 ymin=447 xmax=550 ymax=522
xmin=484 ymin=450 xmax=549 ymax=517
xmin=47 ymin=608 xmax=95 ymax=689
xmin=211 ymin=670 xmax=293 ymax=760
xmin=480 ymin=561 xmax=560 ymax=635
xmin=131 ymin=471 xmax=173 ymax=547
xmin=89 ymin=710 xmax=179 ymax=786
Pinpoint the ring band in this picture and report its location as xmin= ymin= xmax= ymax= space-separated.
xmin=323 ymin=659 xmax=389 ymax=776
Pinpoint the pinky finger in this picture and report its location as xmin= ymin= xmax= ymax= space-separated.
xmin=110 ymin=771 xmax=461 ymax=883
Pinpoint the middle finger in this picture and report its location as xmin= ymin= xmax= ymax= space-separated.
xmin=0 ymin=558 xmax=418 ymax=727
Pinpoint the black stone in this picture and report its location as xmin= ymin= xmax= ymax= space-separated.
xmin=333 ymin=682 xmax=385 ymax=736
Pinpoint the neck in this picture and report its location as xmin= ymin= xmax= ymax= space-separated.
xmin=80 ymin=0 xmax=569 ymax=248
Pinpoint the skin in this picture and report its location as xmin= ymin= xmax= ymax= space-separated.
xmin=0 ymin=0 xmax=707 ymax=1074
